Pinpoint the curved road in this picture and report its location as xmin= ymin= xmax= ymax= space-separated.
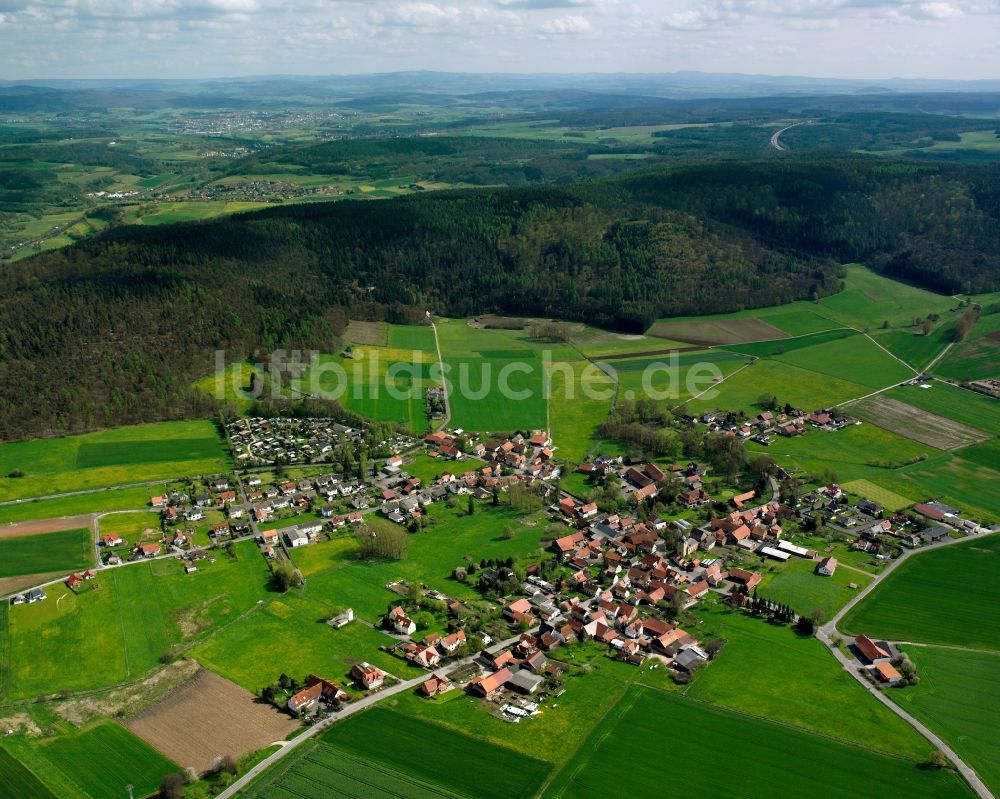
xmin=770 ymin=120 xmax=812 ymax=151
xmin=818 ymin=532 xmax=996 ymax=799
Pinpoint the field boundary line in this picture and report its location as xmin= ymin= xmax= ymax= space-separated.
xmin=534 ymin=681 xmax=635 ymax=799
xmin=429 ymin=320 xmax=451 ymax=430
xmin=924 ymin=341 xmax=955 ymax=373
xmin=862 ymin=331 xmax=920 ymax=375
xmin=685 ymin=360 xmax=753 ymax=404
xmin=895 ymin=641 xmax=1000 ymax=655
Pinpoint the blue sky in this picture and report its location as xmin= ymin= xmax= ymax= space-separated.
xmin=1 ymin=0 xmax=998 ymax=80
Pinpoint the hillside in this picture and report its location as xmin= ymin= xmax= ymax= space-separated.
xmin=2 ymin=156 xmax=999 ymax=440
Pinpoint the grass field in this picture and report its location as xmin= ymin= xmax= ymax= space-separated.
xmin=756 ymin=556 xmax=873 ymax=621
xmin=2 ymin=540 xmax=271 ymax=700
xmin=935 ymin=313 xmax=1000 ymax=382
xmin=852 ymin=395 xmax=989 ymax=450
xmin=876 ymin=323 xmax=956 ymax=371
xmin=0 ymin=486 xmax=158 ymax=525
xmin=842 ymin=534 xmax=1000 ymax=650
xmin=543 ymin=685 xmax=972 ymax=798
xmin=32 ymin=720 xmax=178 ymax=799
xmin=687 ymin=604 xmax=927 ymax=757
xmin=547 ymin=360 xmax=618 ymax=462
xmin=0 ymin=420 xmax=229 ymax=502
xmin=613 ymin=349 xmax=748 ymax=405
xmin=895 ymin=454 xmax=1000 ymax=522
xmin=688 ymin=358 xmax=870 ymax=414
xmin=772 ymin=333 xmax=916 ymax=388
xmin=894 ymin=646 xmax=1000 ymax=797
xmin=0 ymin=528 xmax=92 ymax=578
xmin=191 ymin=592 xmax=402 ymax=691
xmin=245 ymin=707 xmax=551 ymax=799
xmin=0 ymin=746 xmax=58 ymax=799
xmin=885 ymin=382 xmax=1000 ymax=436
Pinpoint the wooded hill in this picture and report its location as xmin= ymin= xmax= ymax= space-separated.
xmin=1 ymin=156 xmax=998 ymax=440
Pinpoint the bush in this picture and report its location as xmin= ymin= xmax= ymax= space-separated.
xmin=272 ymin=561 xmax=304 ymax=591
xmin=160 ymin=772 xmax=186 ymax=799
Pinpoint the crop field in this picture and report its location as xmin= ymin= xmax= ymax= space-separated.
xmin=842 ymin=534 xmax=1000 ymax=650
xmin=894 ymin=646 xmax=1000 ymax=797
xmin=687 ymin=605 xmax=928 ymax=757
xmin=0 ymin=527 xmax=92 ymax=579
xmin=647 ymin=316 xmax=789 ymax=345
xmin=0 ymin=485 xmax=161 ymax=525
xmin=2 ymin=540 xmax=270 ymax=700
xmin=720 ymin=328 xmax=859 ymax=357
xmin=35 ymin=721 xmax=176 ymax=799
xmin=612 ymin=350 xmax=748 ymax=405
xmin=98 ymin=511 xmax=163 ymax=550
xmin=246 ymin=743 xmax=463 ymax=799
xmin=0 ymin=420 xmax=229 ymax=502
xmin=190 ymin=593 xmax=403 ymax=691
xmin=842 ymin=479 xmax=915 ymax=511
xmin=543 ymin=685 xmax=971 ymax=799
xmin=935 ymin=313 xmax=1000 ymax=382
xmin=0 ymin=747 xmax=58 ymax=799
xmin=323 ymin=707 xmax=550 ymax=799
xmin=958 ymin=439 xmax=1000 ymax=471
xmin=885 ymin=382 xmax=1000 ymax=436
xmin=687 ymin=358 xmax=870 ymax=414
xmin=756 ymin=556 xmax=873 ymax=621
xmin=772 ymin=333 xmax=916 ymax=388
xmin=895 ymin=454 xmax=1000 ymax=522
xmin=852 ymin=395 xmax=990 ymax=450
xmin=125 ymin=668 xmax=299 ymax=773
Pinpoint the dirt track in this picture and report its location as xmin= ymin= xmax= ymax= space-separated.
xmin=0 ymin=514 xmax=95 ymax=539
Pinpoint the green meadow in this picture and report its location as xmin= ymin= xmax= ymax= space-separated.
xmin=842 ymin=534 xmax=1000 ymax=650
xmin=771 ymin=333 xmax=916 ymax=388
xmin=543 ymin=685 xmax=972 ymax=799
xmin=756 ymin=556 xmax=873 ymax=622
xmin=687 ymin=604 xmax=926 ymax=758
xmin=0 ymin=746 xmax=58 ymax=799
xmin=0 ymin=420 xmax=229 ymax=502
xmin=935 ymin=313 xmax=1000 ymax=382
xmin=547 ymin=359 xmax=619 ymax=463
xmin=0 ymin=486 xmax=158 ymax=525
xmin=2 ymin=540 xmax=271 ymax=700
xmin=885 ymin=382 xmax=1000 ymax=436
xmin=894 ymin=646 xmax=1000 ymax=797
xmin=0 ymin=528 xmax=93 ymax=579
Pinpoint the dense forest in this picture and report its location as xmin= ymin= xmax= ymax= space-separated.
xmin=2 ymin=156 xmax=999 ymax=440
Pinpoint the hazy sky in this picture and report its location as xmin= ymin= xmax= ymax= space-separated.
xmin=1 ymin=0 xmax=998 ymax=80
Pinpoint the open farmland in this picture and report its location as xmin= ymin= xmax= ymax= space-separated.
xmin=0 ymin=485 xmax=159 ymax=525
xmin=852 ymin=395 xmax=990 ymax=450
xmin=648 ymin=316 xmax=789 ymax=345
xmin=542 ymin=685 xmax=972 ymax=799
xmin=894 ymin=646 xmax=1000 ymax=797
xmin=0 ymin=420 xmax=229 ymax=502
xmin=125 ymin=668 xmax=299 ymax=774
xmin=885 ymin=382 xmax=1000 ymax=436
xmin=935 ymin=314 xmax=1000 ymax=382
xmin=772 ymin=333 xmax=916 ymax=388
xmin=895 ymin=455 xmax=1000 ymax=523
xmin=3 ymin=540 xmax=271 ymax=700
xmin=842 ymin=534 xmax=1000 ymax=650
xmin=687 ymin=606 xmax=927 ymax=756
xmin=842 ymin=479 xmax=915 ymax=512
xmin=31 ymin=720 xmax=177 ymax=799
xmin=0 ymin=746 xmax=58 ymax=799
xmin=0 ymin=527 xmax=92 ymax=579
xmin=547 ymin=359 xmax=619 ymax=462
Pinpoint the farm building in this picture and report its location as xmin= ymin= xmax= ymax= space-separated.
xmin=817 ymin=557 xmax=838 ymax=576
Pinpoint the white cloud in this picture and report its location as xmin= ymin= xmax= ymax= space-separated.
xmin=368 ymin=2 xmax=462 ymax=29
xmin=538 ymin=12 xmax=591 ymax=33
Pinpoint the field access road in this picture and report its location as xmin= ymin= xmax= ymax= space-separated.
xmin=817 ymin=533 xmax=996 ymax=799
xmin=0 ymin=477 xmax=172 ymax=508
xmin=215 ymin=628 xmax=538 ymax=799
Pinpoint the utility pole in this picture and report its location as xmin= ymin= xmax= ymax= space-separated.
xmin=126 ymin=785 xmax=134 ymax=799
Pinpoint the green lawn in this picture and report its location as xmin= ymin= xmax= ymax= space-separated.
xmin=756 ymin=556 xmax=873 ymax=622
xmin=0 ymin=528 xmax=93 ymax=578
xmin=0 ymin=746 xmax=58 ymax=799
xmin=842 ymin=534 xmax=1000 ymax=650
xmin=687 ymin=604 xmax=927 ymax=758
xmin=893 ymin=645 xmax=1000 ymax=797
xmin=31 ymin=721 xmax=177 ymax=799
xmin=0 ymin=420 xmax=229 ymax=502
xmin=543 ymin=685 xmax=972 ymax=799
xmin=3 ymin=540 xmax=271 ymax=700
